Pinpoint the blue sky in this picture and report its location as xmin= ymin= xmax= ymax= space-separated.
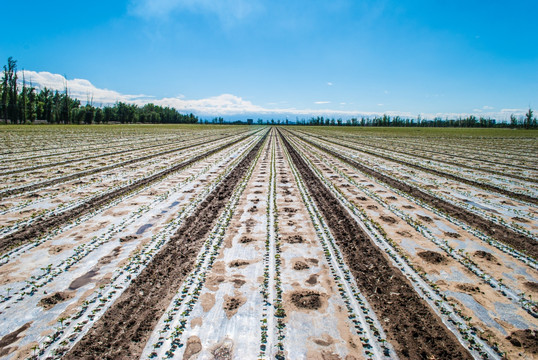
xmin=2 ymin=0 xmax=537 ymax=119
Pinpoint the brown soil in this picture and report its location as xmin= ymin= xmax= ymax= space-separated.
xmin=380 ymin=215 xmax=398 ymax=224
xmin=295 ymin=132 xmax=538 ymax=260
xmin=0 ymin=133 xmax=256 ymax=256
xmin=417 ymin=250 xmax=448 ymax=264
xmin=286 ymin=234 xmax=305 ymax=243
xmin=473 ymin=250 xmax=497 ymax=262
xmin=366 ymin=205 xmax=378 ymax=210
xmin=64 ymin=132 xmax=267 ymax=359
xmin=506 ymin=329 xmax=538 ymax=354
xmin=291 ymin=290 xmax=323 ymax=310
xmin=523 ymin=282 xmax=538 ymax=292
xmin=38 ymin=291 xmax=73 ymax=310
xmin=306 ymin=274 xmax=319 ymax=285
xmin=456 ymin=284 xmax=483 ymax=294
xmin=229 ymin=260 xmax=251 ymax=268
xmin=444 ymin=231 xmax=461 ymax=238
xmin=293 ymin=261 xmax=310 ymax=270
xmin=0 ymin=322 xmax=31 ymax=357
xmin=239 ymin=236 xmax=254 ymax=244
xmin=280 ymin=130 xmax=472 ymax=359
xmin=183 ymin=336 xmax=202 ymax=360
xmin=417 ymin=215 xmax=433 ymax=223
xmin=223 ymin=294 xmax=246 ymax=318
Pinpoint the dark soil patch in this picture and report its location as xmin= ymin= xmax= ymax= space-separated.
xmin=0 ymin=322 xmax=32 ymax=357
xmin=456 ymin=284 xmax=483 ymax=294
xmin=512 ymin=216 xmax=530 ymax=223
xmin=286 ymin=235 xmax=305 ymax=244
xmin=281 ymin=130 xmax=472 ymax=360
xmin=69 ymin=269 xmax=98 ymax=290
xmin=248 ymin=206 xmax=258 ymax=213
xmin=283 ymin=207 xmax=297 ymax=213
xmin=402 ymin=205 xmax=415 ymax=209
xmin=291 ymin=290 xmax=322 ymax=309
xmin=523 ymin=282 xmax=538 ymax=292
xmin=306 ymin=274 xmax=318 ymax=285
xmin=366 ymin=205 xmax=378 ymax=210
xmin=239 ymin=236 xmax=254 ymax=244
xmin=418 ymin=250 xmax=447 ymax=264
xmin=293 ymin=261 xmax=309 ymax=270
xmin=417 ymin=215 xmax=433 ymax=223
xmin=38 ymin=291 xmax=72 ymax=310
xmin=229 ymin=260 xmax=251 ymax=268
xmin=473 ymin=250 xmax=496 ymax=262
xmin=443 ymin=231 xmax=461 ymax=238
xmin=380 ymin=215 xmax=398 ymax=224
xmin=506 ymin=329 xmax=538 ymax=353
xmin=64 ymin=131 xmax=267 ymax=359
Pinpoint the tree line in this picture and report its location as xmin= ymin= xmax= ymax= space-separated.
xmin=299 ymin=112 xmax=537 ymax=129
xmin=0 ymin=57 xmax=198 ymax=125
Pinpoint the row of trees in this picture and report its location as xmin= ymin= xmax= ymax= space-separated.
xmin=298 ymin=111 xmax=537 ymax=129
xmin=1 ymin=57 xmax=198 ymax=125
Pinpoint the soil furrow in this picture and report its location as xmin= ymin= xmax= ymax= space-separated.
xmin=294 ymin=131 xmax=538 ymax=260
xmin=301 ymin=131 xmax=538 ymax=204
xmin=0 ymin=133 xmax=255 ymax=256
xmin=0 ymin=130 xmax=251 ymax=199
xmin=279 ymin=130 xmax=473 ymax=360
xmin=63 ymin=131 xmax=267 ymax=359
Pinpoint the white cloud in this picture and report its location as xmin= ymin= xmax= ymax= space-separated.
xmin=482 ymin=105 xmax=494 ymax=110
xmin=129 ymin=0 xmax=263 ymax=24
xmin=19 ymin=70 xmax=524 ymax=121
xmin=327 ymin=82 xmax=333 ymax=86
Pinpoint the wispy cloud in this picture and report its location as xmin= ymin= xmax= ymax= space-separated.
xmin=327 ymin=82 xmax=333 ymax=86
xmin=129 ymin=0 xmax=263 ymax=24
xmin=20 ymin=70 xmax=525 ymax=121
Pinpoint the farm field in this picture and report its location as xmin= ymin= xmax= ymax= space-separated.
xmin=0 ymin=125 xmax=537 ymax=359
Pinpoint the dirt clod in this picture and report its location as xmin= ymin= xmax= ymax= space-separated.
xmin=473 ymin=250 xmax=496 ymax=262
xmin=506 ymin=329 xmax=538 ymax=353
xmin=417 ymin=250 xmax=447 ymax=264
xmin=290 ymin=290 xmax=322 ymax=309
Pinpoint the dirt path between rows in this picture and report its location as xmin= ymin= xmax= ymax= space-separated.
xmin=301 ymin=131 xmax=538 ymax=204
xmin=0 ymin=130 xmax=252 ymax=199
xmin=63 ymin=132 xmax=267 ymax=359
xmin=293 ymin=131 xmax=538 ymax=260
xmin=280 ymin=130 xmax=472 ymax=360
xmin=0 ymin=132 xmax=256 ymax=256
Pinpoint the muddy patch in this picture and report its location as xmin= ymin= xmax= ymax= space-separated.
xmin=136 ymin=223 xmax=153 ymax=234
xmin=38 ymin=291 xmax=74 ymax=310
xmin=396 ymin=230 xmax=413 ymax=237
xmin=119 ymin=235 xmax=138 ymax=243
xmin=366 ymin=205 xmax=378 ymax=210
xmin=417 ymin=250 xmax=447 ymax=264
